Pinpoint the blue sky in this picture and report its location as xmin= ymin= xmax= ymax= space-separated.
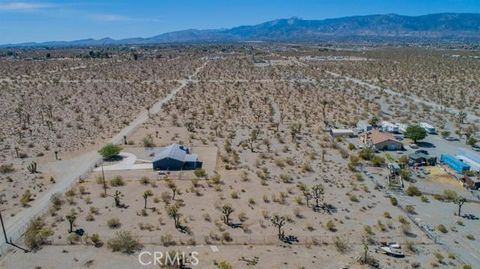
xmin=1 ymin=0 xmax=479 ymax=44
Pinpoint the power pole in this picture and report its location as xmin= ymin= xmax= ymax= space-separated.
xmin=101 ymin=163 xmax=107 ymax=196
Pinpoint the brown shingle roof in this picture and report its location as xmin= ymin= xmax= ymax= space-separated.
xmin=367 ymin=129 xmax=398 ymax=145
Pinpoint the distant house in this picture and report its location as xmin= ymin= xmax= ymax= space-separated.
xmin=420 ymin=122 xmax=436 ymax=134
xmin=440 ymin=154 xmax=470 ymax=173
xmin=380 ymin=121 xmax=399 ymax=133
xmin=152 ymin=144 xmax=202 ymax=171
xmin=330 ymin=128 xmax=355 ymax=138
xmin=357 ymin=120 xmax=372 ymax=133
xmin=362 ymin=129 xmax=403 ymax=151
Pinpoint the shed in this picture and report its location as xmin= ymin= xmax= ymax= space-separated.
xmin=330 ymin=129 xmax=355 ymax=138
xmin=440 ymin=154 xmax=470 ymax=173
xmin=357 ymin=120 xmax=372 ymax=133
xmin=409 ymin=152 xmax=437 ymax=166
xmin=461 ymin=176 xmax=480 ymax=190
xmin=152 ymin=144 xmax=202 ymax=171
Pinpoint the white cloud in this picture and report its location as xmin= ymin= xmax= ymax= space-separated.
xmin=0 ymin=2 xmax=52 ymax=11
xmin=89 ymin=13 xmax=131 ymax=22
xmin=89 ymin=13 xmax=162 ymax=23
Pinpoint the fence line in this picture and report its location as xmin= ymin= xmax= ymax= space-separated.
xmin=47 ymin=233 xmax=434 ymax=248
xmin=0 ymin=159 xmax=102 ymax=256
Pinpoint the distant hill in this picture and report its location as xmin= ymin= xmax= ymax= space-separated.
xmin=3 ymin=13 xmax=480 ymax=47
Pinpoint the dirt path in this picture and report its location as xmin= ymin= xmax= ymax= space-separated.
xmin=0 ymin=60 xmax=208 ymax=256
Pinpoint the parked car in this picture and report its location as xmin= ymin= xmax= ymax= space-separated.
xmin=409 ymin=143 xmax=419 ymax=149
xmin=445 ymin=136 xmax=458 ymax=141
xmin=415 ymin=149 xmax=429 ymax=155
xmin=473 ymin=144 xmax=480 ymax=152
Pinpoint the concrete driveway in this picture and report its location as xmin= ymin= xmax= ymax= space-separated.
xmin=94 ymin=152 xmax=152 ymax=171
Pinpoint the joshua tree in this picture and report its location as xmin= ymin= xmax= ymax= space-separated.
xmin=321 ymin=100 xmax=329 ymax=127
xmin=454 ymin=196 xmax=467 ymax=216
xmin=271 ymin=215 xmax=287 ymax=240
xmin=143 ymin=190 xmax=153 ymax=209
xmin=167 ymin=205 xmax=181 ymax=228
xmin=289 ymin=122 xmax=302 ymax=142
xmin=167 ymin=180 xmax=177 ymax=200
xmin=247 ymin=129 xmax=259 ymax=152
xmin=221 ymin=204 xmax=234 ymax=226
xmin=303 ymin=190 xmax=312 ymax=208
xmin=113 ymin=190 xmax=123 ymax=208
xmin=65 ymin=209 xmax=77 ymax=233
xmin=311 ymin=184 xmax=325 ymax=210
xmin=457 ymin=111 xmax=467 ymax=124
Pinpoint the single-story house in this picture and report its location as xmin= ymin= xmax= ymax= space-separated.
xmin=152 ymin=144 xmax=202 ymax=171
xmin=330 ymin=128 xmax=355 ymax=138
xmin=409 ymin=152 xmax=437 ymax=166
xmin=362 ymin=129 xmax=403 ymax=151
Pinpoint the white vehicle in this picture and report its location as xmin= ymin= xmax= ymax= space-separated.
xmin=380 ymin=121 xmax=399 ymax=133
xmin=420 ymin=122 xmax=436 ymax=134
xmin=395 ymin=123 xmax=408 ymax=134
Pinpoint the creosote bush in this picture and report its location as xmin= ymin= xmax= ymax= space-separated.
xmin=107 ymin=230 xmax=142 ymax=254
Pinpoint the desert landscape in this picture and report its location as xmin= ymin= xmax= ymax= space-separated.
xmin=0 ymin=43 xmax=478 ymax=269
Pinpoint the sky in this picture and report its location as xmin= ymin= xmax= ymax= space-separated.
xmin=1 ymin=0 xmax=479 ymax=44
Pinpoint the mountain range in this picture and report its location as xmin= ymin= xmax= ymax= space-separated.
xmin=3 ymin=13 xmax=480 ymax=47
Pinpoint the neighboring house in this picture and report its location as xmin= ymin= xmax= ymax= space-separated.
xmin=380 ymin=121 xmax=398 ymax=133
xmin=357 ymin=120 xmax=372 ymax=133
xmin=362 ymin=129 xmax=403 ymax=151
xmin=330 ymin=128 xmax=355 ymax=138
xmin=420 ymin=122 xmax=436 ymax=134
xmin=152 ymin=144 xmax=202 ymax=171
xmin=440 ymin=154 xmax=470 ymax=173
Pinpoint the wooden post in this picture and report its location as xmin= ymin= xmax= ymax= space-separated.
xmin=102 ymin=163 xmax=107 ymax=196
